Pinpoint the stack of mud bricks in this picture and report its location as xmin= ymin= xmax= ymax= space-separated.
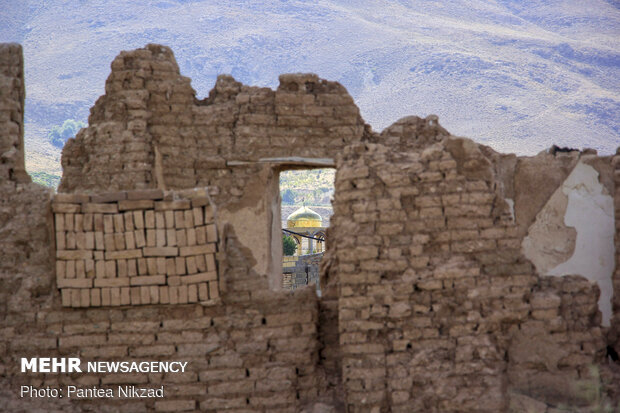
xmin=52 ymin=188 xmax=218 ymax=308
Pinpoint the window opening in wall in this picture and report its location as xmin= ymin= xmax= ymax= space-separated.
xmin=280 ymin=168 xmax=335 ymax=295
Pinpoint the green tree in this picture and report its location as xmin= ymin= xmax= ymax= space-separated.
xmin=282 ymin=235 xmax=297 ymax=256
xmin=48 ymin=119 xmax=86 ymax=148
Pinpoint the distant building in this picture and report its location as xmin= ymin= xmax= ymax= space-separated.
xmin=285 ymin=206 xmax=326 ymax=255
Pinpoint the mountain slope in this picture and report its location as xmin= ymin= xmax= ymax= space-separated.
xmin=1 ymin=0 xmax=619 ymax=177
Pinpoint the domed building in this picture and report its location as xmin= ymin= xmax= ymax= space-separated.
xmin=285 ymin=206 xmax=326 ymax=256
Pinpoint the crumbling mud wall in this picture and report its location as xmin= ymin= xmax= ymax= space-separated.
xmin=0 ymin=43 xmax=619 ymax=412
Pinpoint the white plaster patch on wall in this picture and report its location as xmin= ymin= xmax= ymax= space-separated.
xmin=547 ymin=162 xmax=615 ymax=326
xmin=505 ymin=198 xmax=515 ymax=221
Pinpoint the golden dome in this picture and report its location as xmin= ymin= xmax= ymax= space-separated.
xmin=286 ymin=206 xmax=322 ymax=228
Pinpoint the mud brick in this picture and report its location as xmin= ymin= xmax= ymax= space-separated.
xmin=91 ymin=288 xmax=101 ymax=307
xmin=204 ymin=206 xmax=214 ymax=223
xmin=176 ymin=229 xmax=187 ymax=247
xmin=56 ymin=260 xmax=66 ymax=278
xmin=134 ymin=229 xmax=146 ymax=248
xmin=56 ymin=231 xmax=66 ymax=250
xmin=195 ymin=254 xmax=206 ymax=272
xmin=188 ymin=284 xmax=198 ymax=303
xmin=155 ymin=211 xmax=165 ymax=228
xmin=52 ymin=203 xmax=81 ymax=213
xmin=189 ymin=196 xmax=206 ymax=207
xmin=123 ymin=211 xmax=134 ymax=230
xmin=95 ymin=260 xmax=106 ymax=278
xmin=175 ymin=257 xmax=186 ymax=275
xmin=80 ymin=289 xmax=90 ymax=307
xmin=101 ymin=288 xmax=111 ymax=306
xmin=125 ymin=231 xmax=136 ymax=249
xmin=160 ymin=286 xmax=170 ymax=304
xmin=206 ymin=224 xmax=217 ymax=243
xmin=183 ymin=210 xmax=194 ymax=228
xmin=111 ymin=287 xmax=121 ymax=306
xmin=65 ymin=232 xmax=76 ymax=249
xmin=120 ymin=287 xmax=130 ymax=305
xmin=57 ymin=250 xmax=93 ymax=260
xmin=115 ymin=233 xmax=126 ymax=252
xmin=147 ymin=258 xmax=157 ymax=275
xmin=83 ymin=213 xmax=93 ymax=231
xmin=95 ymin=277 xmax=130 ymax=288
xmin=113 ymin=214 xmax=124 ymax=232
xmin=127 ymin=189 xmax=164 ymax=200
xmin=90 ymin=191 xmax=126 ymax=203
xmin=85 ymin=232 xmax=95 ymax=249
xmin=94 ymin=251 xmax=104 ymax=260
xmin=55 ymin=214 xmax=65 ymax=232
xmin=164 ymin=228 xmax=176 ymax=246
xmin=95 ymin=232 xmax=105 ymax=250
xmin=165 ymin=210 xmax=175 ymax=228
xmin=94 ymin=214 xmax=104 ymax=231
xmin=140 ymin=286 xmax=151 ymax=304
xmin=209 ymin=280 xmax=219 ymax=299
xmin=130 ymin=287 xmax=141 ymax=305
xmin=192 ymin=207 xmax=204 ymax=226
xmin=144 ymin=246 xmax=179 ymax=257
xmin=105 ymin=260 xmax=116 ymax=278
xmin=66 ymin=260 xmax=76 ymax=278
xmin=75 ymin=232 xmax=86 ymax=248
xmin=195 ymin=226 xmax=206 ymax=245
xmin=175 ymin=210 xmax=185 ymax=228
xmin=71 ymin=289 xmax=81 ymax=308
xmin=57 ymin=278 xmax=92 ymax=288
xmin=105 ymin=249 xmax=142 ymax=260
xmin=54 ymin=193 xmax=90 ymax=204
xmin=181 ymin=272 xmax=217 ymax=285
xmin=61 ymin=288 xmax=72 ymax=306
xmin=85 ymin=259 xmax=95 ymax=277
xmin=156 ymin=229 xmax=166 ymax=247
xmin=75 ymin=260 xmax=85 ymax=278
xmin=155 ymin=200 xmax=191 ymax=211
xmin=75 ymin=214 xmax=84 ymax=232
xmin=103 ymin=215 xmax=114 ymax=233
xmin=156 ymin=257 xmax=166 ymax=274
xmin=169 ymin=286 xmax=179 ymax=304
xmin=145 ymin=210 xmax=155 ymax=228
xmin=168 ymin=276 xmax=181 ymax=286
xmin=146 ymin=229 xmax=156 ymax=247
xmin=166 ymin=258 xmax=176 ymax=275
xmin=83 ymin=203 xmax=119 ymax=214
xmin=130 ymin=275 xmax=166 ymax=286
xmin=119 ymin=199 xmax=154 ymax=211
xmin=178 ymin=285 xmax=189 ymax=304
xmin=186 ymin=228 xmax=196 ymax=246
xmin=64 ymin=213 xmax=74 ymax=231
xmin=137 ymin=258 xmax=148 ymax=275
xmin=205 ymin=254 xmax=216 ymax=272
xmin=150 ymin=285 xmax=159 ymax=304
xmin=198 ymin=283 xmax=208 ymax=301
xmin=127 ymin=259 xmax=137 ymax=276
xmin=104 ymin=234 xmax=116 ymax=251
xmin=180 ymin=244 xmax=215 ymax=256
xmin=133 ymin=210 xmax=145 ymax=229
xmin=186 ymin=256 xmax=198 ymax=274
xmin=117 ymin=259 xmax=127 ymax=277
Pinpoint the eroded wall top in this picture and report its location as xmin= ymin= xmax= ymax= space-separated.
xmin=60 ymin=44 xmax=366 ymax=193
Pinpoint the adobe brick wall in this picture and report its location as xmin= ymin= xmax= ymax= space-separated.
xmin=330 ymin=130 xmax=614 ymax=412
xmin=1 ymin=43 xmax=619 ymax=412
